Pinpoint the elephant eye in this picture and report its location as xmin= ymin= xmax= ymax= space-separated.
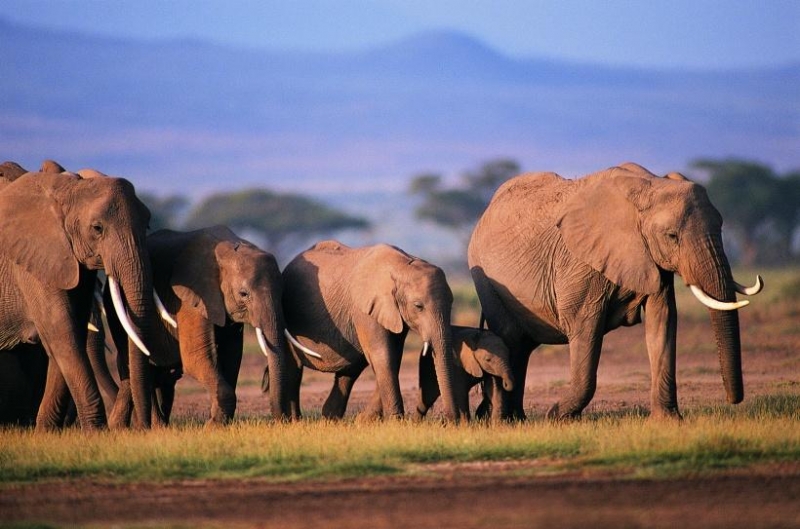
xmin=666 ymin=231 xmax=678 ymax=243
xmin=413 ymin=301 xmax=424 ymax=311
xmin=239 ymin=289 xmax=250 ymax=299
xmin=91 ymin=223 xmax=104 ymax=236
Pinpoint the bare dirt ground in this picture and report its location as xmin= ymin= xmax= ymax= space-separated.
xmin=2 ymin=298 xmax=799 ymax=528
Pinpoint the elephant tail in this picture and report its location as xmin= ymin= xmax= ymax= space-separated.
xmin=479 ymin=312 xmax=487 ymax=331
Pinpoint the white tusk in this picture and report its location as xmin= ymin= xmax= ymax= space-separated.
xmin=87 ymin=322 xmax=100 ymax=333
xmin=734 ymin=275 xmax=764 ymax=296
xmin=154 ymin=290 xmax=178 ymax=329
xmin=283 ymin=329 xmax=323 ymax=359
xmin=689 ymin=284 xmax=749 ymax=311
xmin=421 ymin=341 xmax=431 ymax=357
xmin=256 ymin=327 xmax=270 ymax=358
xmin=108 ymin=276 xmax=152 ymax=356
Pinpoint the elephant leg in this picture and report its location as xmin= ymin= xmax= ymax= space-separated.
xmin=475 ymin=378 xmax=493 ymax=421
xmin=109 ymin=379 xmax=134 ymax=429
xmin=507 ymin=345 xmax=534 ymax=421
xmin=322 ymin=364 xmax=365 ymax=419
xmin=152 ymin=366 xmax=180 ymax=426
xmin=108 ymin=341 xmax=134 ymax=429
xmin=214 ymin=324 xmax=244 ymax=420
xmin=35 ymin=360 xmax=74 ymax=431
xmin=356 ymin=388 xmax=384 ymax=422
xmin=86 ymin=314 xmax=118 ymax=413
xmin=179 ymin=315 xmax=234 ymax=425
xmin=548 ymin=324 xmax=604 ymax=420
xmin=645 ymin=285 xmax=681 ymax=419
xmin=35 ymin=321 xmax=106 ymax=429
xmin=370 ymin=348 xmax=404 ymax=419
xmin=414 ymin=351 xmax=439 ymax=419
xmin=356 ymin=319 xmax=405 ymax=419
xmin=485 ymin=376 xmax=509 ymax=424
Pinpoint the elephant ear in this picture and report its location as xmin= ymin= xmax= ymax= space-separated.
xmin=170 ymin=233 xmax=227 ymax=327
xmin=458 ymin=332 xmax=485 ymax=379
xmin=557 ymin=171 xmax=662 ymax=294
xmin=0 ymin=175 xmax=80 ymax=290
xmin=355 ymin=268 xmax=404 ymax=334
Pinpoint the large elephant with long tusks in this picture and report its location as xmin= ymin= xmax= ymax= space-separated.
xmin=0 ymin=162 xmax=156 ymax=431
xmin=468 ymin=162 xmax=763 ymax=421
xmin=107 ymin=225 xmax=293 ymax=427
xmin=277 ymin=240 xmax=468 ymax=422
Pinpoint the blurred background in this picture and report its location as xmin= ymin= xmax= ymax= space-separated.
xmin=2 ymin=0 xmax=798 ymax=272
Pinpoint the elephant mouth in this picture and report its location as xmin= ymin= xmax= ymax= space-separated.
xmin=688 ymin=275 xmax=763 ymax=311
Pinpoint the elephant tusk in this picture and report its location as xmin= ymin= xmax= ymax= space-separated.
xmin=108 ymin=276 xmax=152 ymax=356
xmin=689 ymin=284 xmax=749 ymax=311
xmin=421 ymin=341 xmax=431 ymax=357
xmin=283 ymin=329 xmax=323 ymax=359
xmin=256 ymin=328 xmax=270 ymax=358
xmin=734 ymin=275 xmax=764 ymax=296
xmin=87 ymin=322 xmax=100 ymax=333
xmin=154 ymin=290 xmax=178 ymax=329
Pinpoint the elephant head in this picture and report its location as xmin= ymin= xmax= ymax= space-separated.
xmin=353 ymin=245 xmax=466 ymax=420
xmin=557 ymin=163 xmax=761 ymax=404
xmin=457 ymin=327 xmax=514 ymax=392
xmin=156 ymin=226 xmax=293 ymax=419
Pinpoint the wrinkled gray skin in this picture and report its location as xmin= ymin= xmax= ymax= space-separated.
xmin=414 ymin=326 xmax=513 ymax=423
xmin=0 ymin=163 xmax=155 ymax=430
xmin=469 ymin=163 xmax=751 ymax=421
xmin=280 ymin=241 xmax=467 ymax=421
xmin=107 ymin=226 xmax=293 ymax=427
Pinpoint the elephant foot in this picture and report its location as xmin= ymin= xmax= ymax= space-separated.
xmin=649 ymin=406 xmax=683 ymax=422
xmin=546 ymin=402 xmax=582 ymax=422
xmin=475 ymin=398 xmax=492 ymax=421
xmin=354 ymin=410 xmax=384 ymax=423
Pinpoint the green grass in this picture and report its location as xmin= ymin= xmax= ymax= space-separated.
xmin=2 ymin=394 xmax=797 ymax=485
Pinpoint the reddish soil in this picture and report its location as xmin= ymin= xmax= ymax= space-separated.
xmin=2 ymin=298 xmax=799 ymax=528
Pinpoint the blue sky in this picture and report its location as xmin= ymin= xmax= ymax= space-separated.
xmin=1 ymin=0 xmax=798 ymax=69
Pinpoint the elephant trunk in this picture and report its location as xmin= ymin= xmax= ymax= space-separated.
xmin=107 ymin=250 xmax=157 ymax=427
xmin=685 ymin=235 xmax=744 ymax=404
xmin=430 ymin=323 xmax=469 ymax=422
xmin=255 ymin=310 xmax=294 ymax=420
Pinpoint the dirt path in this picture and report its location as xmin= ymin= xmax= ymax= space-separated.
xmin=3 ymin=468 xmax=799 ymax=528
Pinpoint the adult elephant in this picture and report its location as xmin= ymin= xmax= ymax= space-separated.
xmin=108 ymin=226 xmax=293 ymax=426
xmin=280 ymin=241 xmax=467 ymax=421
xmin=468 ymin=163 xmax=762 ymax=421
xmin=0 ymin=167 xmax=156 ymax=430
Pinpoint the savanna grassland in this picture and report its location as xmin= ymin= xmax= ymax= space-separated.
xmin=1 ymin=268 xmax=799 ymax=528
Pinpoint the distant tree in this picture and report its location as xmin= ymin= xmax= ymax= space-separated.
xmin=693 ymin=159 xmax=800 ymax=265
xmin=409 ymin=158 xmax=520 ymax=245
xmin=138 ymin=192 xmax=190 ymax=232
xmin=183 ymin=188 xmax=370 ymax=261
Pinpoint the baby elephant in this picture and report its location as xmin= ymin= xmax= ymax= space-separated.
xmin=414 ymin=326 xmax=514 ymax=423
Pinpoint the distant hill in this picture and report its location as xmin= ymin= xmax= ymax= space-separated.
xmin=2 ymin=17 xmax=797 ymax=200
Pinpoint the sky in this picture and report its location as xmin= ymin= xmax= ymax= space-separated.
xmin=0 ymin=0 xmax=798 ymax=69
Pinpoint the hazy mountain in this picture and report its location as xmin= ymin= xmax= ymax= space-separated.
xmin=2 ymin=17 xmax=797 ymax=198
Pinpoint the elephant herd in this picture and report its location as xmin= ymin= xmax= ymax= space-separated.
xmin=0 ymin=160 xmax=762 ymax=431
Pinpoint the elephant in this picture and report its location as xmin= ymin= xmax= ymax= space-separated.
xmin=468 ymin=162 xmax=763 ymax=421
xmin=414 ymin=325 xmax=514 ymax=423
xmin=0 ymin=165 xmax=156 ymax=430
xmin=279 ymin=240 xmax=467 ymax=421
xmin=107 ymin=225 xmax=293 ymax=426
